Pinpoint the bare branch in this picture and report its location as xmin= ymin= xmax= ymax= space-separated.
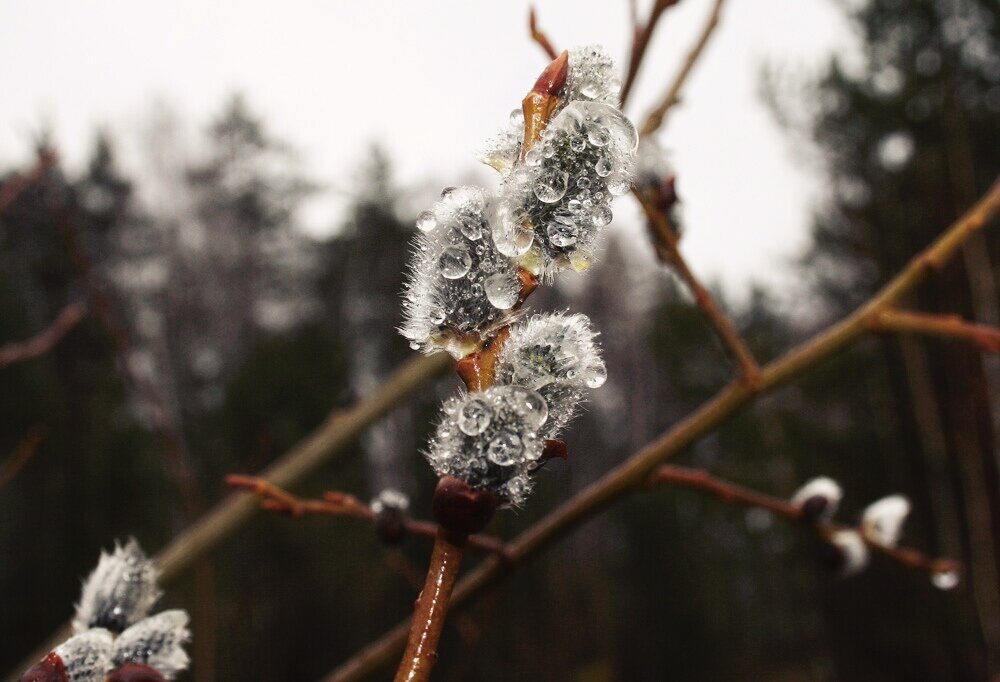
xmin=0 ymin=426 xmax=46 ymax=489
xmin=528 ymin=7 xmax=559 ymax=60
xmin=0 ymin=302 xmax=86 ymax=370
xmin=867 ymin=307 xmax=1000 ymax=353
xmin=620 ymin=0 xmax=682 ymax=107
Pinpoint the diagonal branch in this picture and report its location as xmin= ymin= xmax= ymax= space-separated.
xmin=867 ymin=307 xmax=1000 ymax=353
xmin=528 ymin=7 xmax=559 ymax=60
xmin=324 ymin=176 xmax=1000 ymax=682
xmin=0 ymin=426 xmax=46 ymax=489
xmin=0 ymin=302 xmax=86 ymax=370
xmin=620 ymin=0 xmax=683 ymax=106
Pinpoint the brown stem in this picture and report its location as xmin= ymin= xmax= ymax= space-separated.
xmin=0 ymin=302 xmax=86 ymax=370
xmin=324 ymin=176 xmax=1000 ymax=682
xmin=635 ymin=189 xmax=762 ymax=387
xmin=528 ymin=7 xmax=558 ymax=60
xmin=0 ymin=426 xmax=45 ymax=489
xmin=394 ymin=530 xmax=466 ymax=682
xmin=620 ymin=0 xmax=682 ymax=107
xmin=0 ymin=151 xmax=57 ymax=217
xmin=867 ymin=307 xmax=1000 ymax=353
xmin=648 ymin=465 xmax=959 ymax=575
xmin=640 ymin=0 xmax=726 ymax=136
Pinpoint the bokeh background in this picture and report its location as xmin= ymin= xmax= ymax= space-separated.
xmin=1 ymin=0 xmax=999 ymax=680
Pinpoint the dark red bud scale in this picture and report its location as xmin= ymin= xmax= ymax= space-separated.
xmin=105 ymin=663 xmax=167 ymax=682
xmin=18 ymin=653 xmax=67 ymax=682
xmin=432 ymin=476 xmax=497 ymax=536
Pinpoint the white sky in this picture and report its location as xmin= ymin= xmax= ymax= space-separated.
xmin=0 ymin=0 xmax=856 ymax=300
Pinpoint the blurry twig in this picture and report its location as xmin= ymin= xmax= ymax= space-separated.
xmin=647 ymin=465 xmax=960 ymax=576
xmin=867 ymin=308 xmax=1000 ymax=353
xmin=620 ymin=0 xmax=682 ymax=106
xmin=226 ymin=475 xmax=512 ymax=559
xmin=0 ymin=427 xmax=45 ymax=489
xmin=528 ymin=7 xmax=558 ymax=60
xmin=0 ymin=151 xmax=57 ymax=217
xmin=0 ymin=302 xmax=86 ymax=370
xmin=640 ymin=0 xmax=726 ymax=136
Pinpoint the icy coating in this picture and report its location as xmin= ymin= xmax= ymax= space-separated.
xmin=493 ymin=313 xmax=605 ymax=437
xmin=425 ymin=385 xmax=549 ymax=506
xmin=73 ymin=539 xmax=162 ymax=634
xmin=111 ymin=610 xmax=191 ymax=680
xmin=54 ymin=630 xmax=114 ymax=682
xmin=400 ymin=186 xmax=523 ymax=358
xmin=564 ymin=45 xmax=622 ymax=107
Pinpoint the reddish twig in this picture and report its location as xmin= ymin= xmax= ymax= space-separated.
xmin=0 ymin=427 xmax=46 ymax=489
xmin=0 ymin=152 xmax=57 ymax=217
xmin=0 ymin=302 xmax=86 ymax=370
xmin=640 ymin=0 xmax=726 ymax=136
xmin=648 ymin=465 xmax=960 ymax=575
xmin=867 ymin=307 xmax=1000 ymax=353
xmin=635 ymin=189 xmax=762 ymax=387
xmin=225 ymin=475 xmax=512 ymax=559
xmin=620 ymin=0 xmax=682 ymax=107
xmin=528 ymin=7 xmax=558 ymax=60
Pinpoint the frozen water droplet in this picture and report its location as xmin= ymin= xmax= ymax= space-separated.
xmin=416 ymin=210 xmax=437 ymax=233
xmin=585 ymin=362 xmax=607 ymax=388
xmin=595 ymin=157 xmax=612 ymax=177
xmin=569 ymin=251 xmax=592 ymax=272
xmin=458 ymin=398 xmax=492 ymax=436
xmin=507 ymin=386 xmax=548 ymax=429
xmin=580 ymin=80 xmax=601 ymax=99
xmin=606 ymin=172 xmax=631 ymax=195
xmin=493 ymin=203 xmax=535 ymax=257
xmin=587 ymin=126 xmax=610 ymax=147
xmin=439 ymin=246 xmax=472 ymax=279
xmin=547 ymin=221 xmax=578 ymax=247
xmin=429 ymin=306 xmax=446 ymax=324
xmin=409 ymin=341 xmax=420 ymax=350
xmin=570 ymin=136 xmax=586 ymax=152
xmin=460 ymin=218 xmax=483 ymax=241
xmin=510 ymin=108 xmax=524 ymax=127
xmin=592 ymin=204 xmax=613 ymax=226
xmin=521 ymin=432 xmax=541 ymax=460
xmin=485 ymin=273 xmax=519 ymax=309
xmin=932 ymin=569 xmax=959 ymax=590
xmin=577 ymin=176 xmax=591 ymax=189
xmin=533 ymin=169 xmax=569 ymax=203
xmin=524 ymin=147 xmax=543 ymax=167
xmin=488 ymin=429 xmax=522 ymax=466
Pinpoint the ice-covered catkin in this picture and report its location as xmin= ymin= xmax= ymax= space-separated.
xmin=861 ymin=495 xmax=911 ymax=547
xmin=73 ymin=539 xmax=161 ymax=634
xmin=829 ymin=530 xmax=870 ymax=577
xmin=111 ymin=610 xmax=191 ymax=680
xmin=495 ymin=100 xmax=638 ymax=276
xmin=493 ymin=312 xmax=605 ymax=438
xmin=401 ymin=186 xmax=524 ymax=358
xmin=564 ymin=45 xmax=622 ymax=106
xmin=425 ymin=385 xmax=549 ymax=506
xmin=53 ymin=630 xmax=114 ymax=682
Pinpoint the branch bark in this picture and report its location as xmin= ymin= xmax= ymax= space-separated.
xmin=867 ymin=307 xmax=1000 ymax=353
xmin=0 ymin=302 xmax=86 ymax=370
xmin=620 ymin=0 xmax=683 ymax=107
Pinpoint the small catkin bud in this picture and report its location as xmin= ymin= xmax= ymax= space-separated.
xmin=401 ymin=186 xmax=523 ymax=357
xmin=54 ymin=629 xmax=113 ymax=682
xmin=790 ymin=476 xmax=843 ymax=522
xmin=426 ymin=385 xmax=549 ymax=506
xmin=826 ymin=530 xmax=870 ymax=577
xmin=493 ymin=312 xmax=606 ymax=438
xmin=73 ymin=539 xmax=161 ymax=634
xmin=861 ymin=495 xmax=911 ymax=547
xmin=371 ymin=488 xmax=410 ymax=545
xmin=111 ymin=610 xmax=191 ymax=680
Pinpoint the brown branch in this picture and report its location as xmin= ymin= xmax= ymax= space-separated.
xmin=635 ymin=189 xmax=762 ymax=387
xmin=528 ymin=7 xmax=558 ymax=60
xmin=648 ymin=465 xmax=959 ymax=575
xmin=0 ymin=426 xmax=46 ymax=489
xmin=867 ymin=307 xmax=1000 ymax=353
xmin=641 ymin=0 xmax=726 ymax=136
xmin=325 ymin=176 xmax=1000 ymax=682
xmin=620 ymin=0 xmax=682 ymax=107
xmin=0 ymin=302 xmax=86 ymax=370
xmin=0 ymin=151 xmax=57 ymax=217
xmin=225 ymin=475 xmax=511 ymax=558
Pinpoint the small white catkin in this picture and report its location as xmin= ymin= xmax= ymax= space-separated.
xmin=830 ymin=529 xmax=870 ymax=577
xmin=861 ymin=494 xmax=911 ymax=547
xmin=73 ymin=538 xmax=162 ymax=634
xmin=371 ymin=488 xmax=410 ymax=515
xmin=790 ymin=476 xmax=843 ymax=520
xmin=111 ymin=610 xmax=191 ymax=680
xmin=53 ymin=629 xmax=113 ymax=682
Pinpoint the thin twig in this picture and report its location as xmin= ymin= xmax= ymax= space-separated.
xmin=867 ymin=307 xmax=1000 ymax=353
xmin=0 ymin=302 xmax=86 ymax=370
xmin=641 ymin=0 xmax=726 ymax=136
xmin=0 ymin=427 xmax=46 ymax=489
xmin=0 ymin=152 xmax=57 ymax=217
xmin=648 ymin=465 xmax=959 ymax=575
xmin=635 ymin=189 xmax=762 ymax=387
xmin=225 ymin=475 xmax=512 ymax=558
xmin=324 ymin=177 xmax=1000 ymax=682
xmin=528 ymin=7 xmax=558 ymax=60
xmin=620 ymin=0 xmax=682 ymax=107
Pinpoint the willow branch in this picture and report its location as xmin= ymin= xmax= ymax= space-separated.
xmin=0 ymin=426 xmax=45 ymax=489
xmin=325 ymin=176 xmax=1000 ymax=682
xmin=867 ymin=307 xmax=1000 ymax=353
xmin=225 ymin=475 xmax=512 ymax=559
xmin=635 ymin=189 xmax=762 ymax=386
xmin=0 ymin=302 xmax=86 ymax=370
xmin=0 ymin=151 xmax=57 ymax=217
xmin=648 ymin=465 xmax=959 ymax=575
xmin=640 ymin=0 xmax=726 ymax=136
xmin=528 ymin=7 xmax=558 ymax=60
xmin=620 ymin=0 xmax=682 ymax=106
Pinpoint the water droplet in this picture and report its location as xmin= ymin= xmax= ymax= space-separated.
xmin=606 ymin=172 xmax=631 ymax=196
xmin=509 ymin=108 xmax=524 ymax=127
xmin=932 ymin=569 xmax=960 ymax=590
xmin=439 ymin=246 xmax=472 ymax=279
xmin=507 ymin=386 xmax=548 ymax=429
xmin=485 ymin=273 xmax=519 ymax=309
xmin=488 ymin=429 xmax=522 ymax=466
xmin=580 ymin=80 xmax=601 ymax=99
xmin=416 ymin=211 xmax=437 ymax=233
xmin=547 ymin=221 xmax=578 ymax=247
xmin=458 ymin=398 xmax=492 ymax=436
xmin=577 ymin=176 xmax=591 ymax=189
xmin=493 ymin=203 xmax=535 ymax=257
xmin=570 ymin=136 xmax=586 ymax=152
xmin=460 ymin=218 xmax=483 ymax=241
xmin=409 ymin=341 xmax=420 ymax=350
xmin=595 ymin=157 xmax=612 ymax=177
xmin=592 ymin=204 xmax=613 ymax=226
xmin=524 ymin=147 xmax=543 ymax=167
xmin=533 ymin=169 xmax=569 ymax=203
xmin=429 ymin=306 xmax=446 ymax=324
xmin=587 ymin=125 xmax=610 ymax=147
xmin=585 ymin=362 xmax=607 ymax=388
xmin=506 ymin=476 xmax=530 ymax=499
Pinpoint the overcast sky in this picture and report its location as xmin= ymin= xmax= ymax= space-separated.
xmin=0 ymin=0 xmax=856 ymax=299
